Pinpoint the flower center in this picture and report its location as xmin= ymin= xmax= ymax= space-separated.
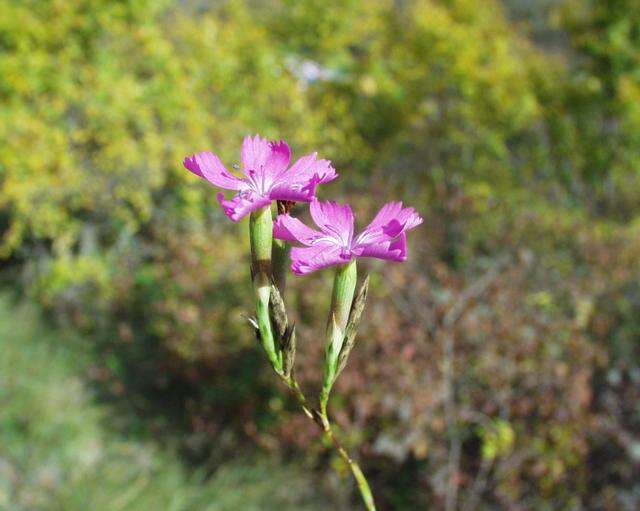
xmin=321 ymin=224 xmax=352 ymax=249
xmin=245 ymin=166 xmax=271 ymax=196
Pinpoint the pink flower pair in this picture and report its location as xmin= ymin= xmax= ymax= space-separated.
xmin=184 ymin=135 xmax=422 ymax=275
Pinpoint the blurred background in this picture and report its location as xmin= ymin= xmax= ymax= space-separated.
xmin=1 ymin=0 xmax=639 ymax=509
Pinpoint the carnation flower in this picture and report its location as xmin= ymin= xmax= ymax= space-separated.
xmin=184 ymin=135 xmax=337 ymax=221
xmin=274 ymin=199 xmax=423 ymax=275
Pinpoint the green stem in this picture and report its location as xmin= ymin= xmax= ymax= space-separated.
xmin=272 ymin=238 xmax=290 ymax=296
xmin=314 ymin=260 xmax=376 ymax=509
xmin=250 ymin=206 xmax=281 ymax=372
xmin=319 ymin=407 xmax=377 ymax=511
xmin=247 ymin=211 xmax=374 ymax=508
xmin=279 ymin=374 xmax=314 ymax=420
xmin=278 ymin=373 xmax=377 ymax=511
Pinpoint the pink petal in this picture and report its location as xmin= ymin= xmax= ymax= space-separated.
xmin=273 ymin=214 xmax=324 ymax=246
xmin=267 ymin=153 xmax=337 ymax=202
xmin=353 ymin=232 xmax=408 ymax=262
xmin=216 ymin=192 xmax=271 ymax=222
xmin=354 ymin=202 xmax=423 ymax=246
xmin=184 ymin=152 xmax=244 ymax=190
xmin=241 ymin=134 xmax=272 ymax=172
xmin=313 ymin=158 xmax=338 ymax=184
xmin=265 ymin=140 xmax=291 ymax=178
xmin=287 ymin=153 xmax=338 ymax=185
xmin=309 ymin=199 xmax=355 ymax=245
xmin=268 ymin=178 xmax=317 ymax=202
xmin=290 ymin=243 xmax=351 ymax=275
xmin=241 ymin=135 xmax=291 ymax=177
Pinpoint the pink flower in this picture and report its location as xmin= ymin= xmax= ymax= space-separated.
xmin=184 ymin=135 xmax=337 ymax=221
xmin=274 ymin=199 xmax=423 ymax=275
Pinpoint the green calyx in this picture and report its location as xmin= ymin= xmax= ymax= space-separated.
xmin=330 ymin=259 xmax=358 ymax=332
xmin=322 ymin=260 xmax=358 ymax=404
xmin=250 ymin=205 xmax=273 ymax=275
xmin=249 ymin=206 xmax=281 ymax=372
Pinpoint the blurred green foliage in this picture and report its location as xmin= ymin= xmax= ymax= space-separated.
xmin=0 ymin=295 xmax=330 ymax=510
xmin=0 ymin=0 xmax=639 ymax=509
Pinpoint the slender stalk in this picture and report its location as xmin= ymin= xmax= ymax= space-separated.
xmin=311 ymin=260 xmax=377 ymax=509
xmin=319 ymin=403 xmax=377 ymax=511
xmin=251 ymin=250 xmax=376 ymax=509
xmin=273 ymin=200 xmax=293 ymax=295
xmin=275 ymin=372 xmax=376 ymax=511
xmin=272 ymin=238 xmax=290 ymax=295
xmin=278 ymin=374 xmax=314 ymax=420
